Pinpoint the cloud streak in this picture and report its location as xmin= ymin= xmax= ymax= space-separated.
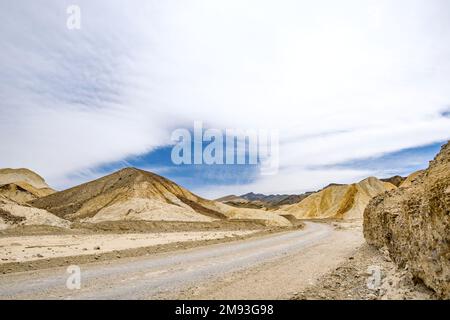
xmin=1 ymin=0 xmax=450 ymax=196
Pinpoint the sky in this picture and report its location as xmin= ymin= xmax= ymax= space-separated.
xmin=1 ymin=0 xmax=450 ymax=199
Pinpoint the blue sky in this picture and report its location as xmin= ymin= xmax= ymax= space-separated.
xmin=64 ymin=140 xmax=446 ymax=198
xmin=1 ymin=1 xmax=450 ymax=198
xmin=323 ymin=142 xmax=445 ymax=177
xmin=94 ymin=146 xmax=260 ymax=190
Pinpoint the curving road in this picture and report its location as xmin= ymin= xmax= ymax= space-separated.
xmin=0 ymin=222 xmax=363 ymax=299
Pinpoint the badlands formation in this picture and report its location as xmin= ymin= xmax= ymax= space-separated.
xmin=277 ymin=177 xmax=396 ymax=219
xmin=30 ymin=168 xmax=290 ymax=227
xmin=0 ymin=169 xmax=68 ymax=230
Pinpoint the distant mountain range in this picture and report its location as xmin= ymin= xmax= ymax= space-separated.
xmin=215 ymin=177 xmax=405 ymax=212
xmin=216 ymin=192 xmax=314 ymax=210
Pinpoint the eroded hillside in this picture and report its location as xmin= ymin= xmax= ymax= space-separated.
xmin=278 ymin=177 xmax=395 ymax=219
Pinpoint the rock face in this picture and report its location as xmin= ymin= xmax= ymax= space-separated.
xmin=30 ymin=168 xmax=290 ymax=226
xmin=278 ymin=177 xmax=395 ymax=219
xmin=364 ymin=142 xmax=450 ymax=298
xmin=0 ymin=168 xmax=55 ymax=203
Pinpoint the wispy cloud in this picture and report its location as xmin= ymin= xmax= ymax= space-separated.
xmin=1 ymin=0 xmax=450 ymax=196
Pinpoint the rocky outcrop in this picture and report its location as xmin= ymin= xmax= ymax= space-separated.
xmin=364 ymin=142 xmax=450 ymax=298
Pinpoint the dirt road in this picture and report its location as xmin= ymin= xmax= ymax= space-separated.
xmin=0 ymin=222 xmax=364 ymax=299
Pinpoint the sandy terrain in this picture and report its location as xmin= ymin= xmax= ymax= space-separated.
xmin=0 ymin=230 xmax=258 ymax=264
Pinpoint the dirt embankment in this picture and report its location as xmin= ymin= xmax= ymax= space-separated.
xmin=364 ymin=141 xmax=450 ymax=299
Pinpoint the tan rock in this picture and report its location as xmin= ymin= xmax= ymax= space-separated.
xmin=364 ymin=141 xmax=450 ymax=298
xmin=0 ymin=168 xmax=55 ymax=203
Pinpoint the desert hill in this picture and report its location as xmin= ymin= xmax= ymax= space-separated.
xmin=30 ymin=168 xmax=290 ymax=226
xmin=380 ymin=175 xmax=406 ymax=187
xmin=278 ymin=177 xmax=396 ymax=219
xmin=0 ymin=168 xmax=55 ymax=203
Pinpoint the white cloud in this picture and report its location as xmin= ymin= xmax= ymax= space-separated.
xmin=1 ymin=0 xmax=450 ymax=193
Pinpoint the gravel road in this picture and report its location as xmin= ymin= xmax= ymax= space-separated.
xmin=0 ymin=222 xmax=363 ymax=299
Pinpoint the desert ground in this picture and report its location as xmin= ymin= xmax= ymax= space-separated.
xmin=0 ymin=220 xmax=434 ymax=300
